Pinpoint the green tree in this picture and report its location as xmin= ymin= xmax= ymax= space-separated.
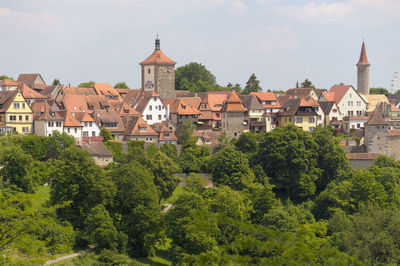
xmin=46 ymin=131 xmax=75 ymax=159
xmin=83 ymin=204 xmax=119 ymax=251
xmin=178 ymin=119 xmax=197 ymax=148
xmin=52 ymin=79 xmax=60 ymax=86
xmin=244 ymin=181 xmax=276 ymax=224
xmin=242 ymin=73 xmax=262 ymax=94
xmin=301 ymin=78 xmax=315 ymax=88
xmin=234 ymin=131 xmax=258 ymax=154
xmin=175 ymin=62 xmax=217 ymax=91
xmin=21 ymin=134 xmax=49 ymax=161
xmin=208 ymin=145 xmax=254 ymax=190
xmin=112 ymin=162 xmax=161 ymax=257
xmin=150 ymin=151 xmax=179 ymax=202
xmin=0 ymin=75 xmax=14 ymax=81
xmin=329 ymin=205 xmax=400 ymax=265
xmin=49 ymin=147 xmax=116 ymax=229
xmin=312 ymin=127 xmax=350 ymax=193
xmin=370 ymin=87 xmax=391 ymax=96
xmin=146 ymin=143 xmax=159 ymax=158
xmin=179 ymin=145 xmax=209 ymax=173
xmin=100 ymin=126 xmax=114 ymax=142
xmin=78 ymin=81 xmax=95 ymax=88
xmin=255 ymin=125 xmax=321 ymax=201
xmin=114 ymin=82 xmax=130 ymax=89
xmin=0 ymin=146 xmax=35 ymax=192
xmin=160 ymin=143 xmax=178 ymax=162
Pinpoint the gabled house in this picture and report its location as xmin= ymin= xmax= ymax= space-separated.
xmin=360 ymin=94 xmax=389 ymax=115
xmin=17 ymin=73 xmax=46 ymax=88
xmin=328 ymin=84 xmax=367 ymax=117
xmin=152 ymin=122 xmax=178 ymax=144
xmin=75 ymin=112 xmax=102 ymax=140
xmin=0 ymin=79 xmax=19 ymax=91
xmin=0 ymin=90 xmax=33 ymax=134
xmin=32 ymin=100 xmax=64 ymax=137
xmin=278 ymin=98 xmax=318 ymax=132
xmin=123 ymin=90 xmax=168 ymax=125
xmin=93 ymin=110 xmax=125 ymax=140
xmin=250 ymin=92 xmax=281 ymax=113
xmin=93 ymin=83 xmax=122 ymax=102
xmin=82 ymin=142 xmax=114 ymax=167
xmin=221 ymin=92 xmax=247 ymax=138
xmin=62 ymin=112 xmax=83 ymax=142
xmin=286 ymin=88 xmax=319 ymax=101
xmin=240 ymin=94 xmax=265 ymax=132
xmin=163 ymin=97 xmax=201 ymax=125
xmin=123 ymin=116 xmax=159 ymax=143
xmin=198 ymin=91 xmax=230 ymax=128
xmin=19 ymin=84 xmax=48 ymax=106
xmin=319 ymin=101 xmax=343 ymax=128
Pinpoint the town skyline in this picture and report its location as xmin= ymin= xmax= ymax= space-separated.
xmin=1 ymin=0 xmax=400 ymax=91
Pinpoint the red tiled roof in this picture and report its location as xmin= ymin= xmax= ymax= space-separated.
xmin=367 ymin=108 xmax=389 ymax=125
xmin=64 ymin=112 xmax=83 ymax=127
xmin=389 ymin=129 xmax=400 ymax=137
xmin=140 ymin=50 xmax=176 ymax=65
xmin=329 ymin=85 xmax=352 ymax=104
xmin=250 ymin=92 xmax=277 ymax=101
xmin=125 ymin=116 xmax=158 ymax=136
xmin=93 ymin=83 xmax=121 ymax=101
xmin=0 ymin=79 xmax=19 ymax=86
xmin=300 ymin=96 xmax=319 ymax=107
xmin=19 ymin=84 xmax=47 ymax=99
xmin=346 ymin=153 xmax=379 ymax=160
xmin=357 ymin=41 xmax=370 ymax=66
xmin=222 ymin=92 xmax=247 ymax=112
xmin=321 ymin=91 xmax=335 ymax=101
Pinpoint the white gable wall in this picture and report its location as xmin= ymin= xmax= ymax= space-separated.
xmin=338 ymin=86 xmax=367 ymax=117
xmin=142 ymin=96 xmax=168 ymax=125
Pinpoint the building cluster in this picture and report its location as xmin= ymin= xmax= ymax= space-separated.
xmin=0 ymin=39 xmax=398 ymax=167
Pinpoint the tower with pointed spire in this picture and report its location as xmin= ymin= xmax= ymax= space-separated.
xmin=356 ymin=41 xmax=371 ymax=95
xmin=140 ymin=37 xmax=176 ymax=99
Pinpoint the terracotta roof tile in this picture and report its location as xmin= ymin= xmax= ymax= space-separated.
xmin=0 ymin=79 xmax=19 ymax=86
xmin=32 ymin=100 xmax=63 ymax=121
xmin=367 ymin=109 xmax=389 ymax=125
xmin=321 ymin=91 xmax=335 ymax=101
xmin=221 ymin=92 xmax=247 ymax=112
xmin=329 ymin=85 xmax=353 ymax=104
xmin=389 ymin=129 xmax=400 ymax=137
xmin=19 ymin=84 xmax=47 ymax=99
xmin=346 ymin=153 xmax=379 ymax=160
xmin=17 ymin=73 xmax=45 ymax=86
xmin=140 ymin=49 xmax=176 ymax=65
xmin=357 ymin=41 xmax=370 ymax=66
xmin=63 ymin=112 xmax=83 ymax=127
xmin=124 ymin=116 xmax=158 ymax=136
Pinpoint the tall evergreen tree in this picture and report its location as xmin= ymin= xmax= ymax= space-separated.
xmin=242 ymin=73 xmax=262 ymax=94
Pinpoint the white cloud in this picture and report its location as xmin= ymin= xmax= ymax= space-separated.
xmin=0 ymin=8 xmax=63 ymax=31
xmin=272 ymin=0 xmax=400 ymax=24
xmin=236 ymin=25 xmax=298 ymax=52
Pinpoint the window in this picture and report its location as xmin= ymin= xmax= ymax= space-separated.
xmin=309 ymin=117 xmax=315 ymax=123
xmin=289 ymin=118 xmax=292 ymax=122
xmin=19 ymin=115 xmax=22 ymax=121
xmin=89 ymin=122 xmax=92 ymax=127
xmin=146 ymin=115 xmax=152 ymax=120
xmin=25 ymin=115 xmax=29 ymax=121
xmin=105 ymin=123 xmax=117 ymax=128
xmin=295 ymin=117 xmax=303 ymax=123
xmin=74 ymin=128 xmax=77 ymax=133
xmin=67 ymin=128 xmax=70 ymax=133
xmin=234 ymin=132 xmax=238 ymax=137
xmin=56 ymin=121 xmax=62 ymax=127
xmin=83 ymin=131 xmax=88 ymax=137
xmin=159 ymin=105 xmax=161 ymax=110
xmin=148 ymin=68 xmax=151 ymax=74
xmin=22 ymin=103 xmax=25 ymax=109
xmin=9 ymin=115 xmax=16 ymax=121
xmin=13 ymin=103 xmax=19 ymax=109
xmin=149 ymin=106 xmax=152 ymax=111
xmin=309 ymin=127 xmax=315 ymax=132
xmin=158 ymin=115 xmax=161 ymax=120
xmin=216 ymin=112 xmax=220 ymax=118
xmin=357 ymin=123 xmax=360 ymax=128
xmin=139 ymin=126 xmax=146 ymax=131
xmin=48 ymin=122 xmax=53 ymax=127
xmin=164 ymin=115 xmax=166 ymax=118
xmin=92 ymin=131 xmax=95 ymax=136
xmin=84 ymin=122 xmax=88 ymax=126
xmin=22 ymin=127 xmax=29 ymax=133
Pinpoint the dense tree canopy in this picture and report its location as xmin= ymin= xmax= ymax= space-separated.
xmin=242 ymin=73 xmax=262 ymax=94
xmin=114 ymin=82 xmax=130 ymax=89
xmin=175 ymin=62 xmax=217 ymax=92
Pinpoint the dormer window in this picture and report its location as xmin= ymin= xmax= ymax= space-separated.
xmin=139 ymin=126 xmax=147 ymax=131
xmin=50 ymin=111 xmax=55 ymax=117
xmin=164 ymin=133 xmax=170 ymax=138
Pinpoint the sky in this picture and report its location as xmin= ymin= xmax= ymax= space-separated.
xmin=1 ymin=0 xmax=400 ymax=91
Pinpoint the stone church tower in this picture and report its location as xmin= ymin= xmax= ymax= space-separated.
xmin=365 ymin=109 xmax=389 ymax=154
xmin=140 ymin=37 xmax=176 ymax=99
xmin=221 ymin=92 xmax=247 ymax=138
xmin=357 ymin=41 xmax=371 ymax=95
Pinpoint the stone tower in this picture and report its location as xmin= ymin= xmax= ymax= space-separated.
xmin=221 ymin=92 xmax=247 ymax=138
xmin=356 ymin=41 xmax=371 ymax=95
xmin=140 ymin=37 xmax=176 ymax=99
xmin=365 ymin=109 xmax=389 ymax=154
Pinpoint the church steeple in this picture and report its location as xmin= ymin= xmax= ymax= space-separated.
xmin=356 ymin=41 xmax=371 ymax=95
xmin=155 ymin=35 xmax=160 ymax=50
xmin=357 ymin=41 xmax=370 ymax=66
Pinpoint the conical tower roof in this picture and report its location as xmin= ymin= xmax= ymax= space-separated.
xmin=367 ymin=108 xmax=388 ymax=125
xmin=357 ymin=41 xmax=370 ymax=66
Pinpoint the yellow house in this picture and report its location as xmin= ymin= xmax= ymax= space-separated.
xmin=278 ymin=98 xmax=318 ymax=132
xmin=0 ymin=90 xmax=33 ymax=134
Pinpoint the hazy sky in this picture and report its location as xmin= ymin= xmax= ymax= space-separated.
xmin=1 ymin=0 xmax=400 ymax=91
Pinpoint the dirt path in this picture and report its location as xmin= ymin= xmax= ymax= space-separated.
xmin=162 ymin=203 xmax=173 ymax=213
xmin=44 ymin=249 xmax=90 ymax=265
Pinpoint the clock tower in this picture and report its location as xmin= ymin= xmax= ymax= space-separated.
xmin=140 ymin=37 xmax=176 ymax=99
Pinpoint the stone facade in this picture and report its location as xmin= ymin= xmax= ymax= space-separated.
xmin=222 ymin=112 xmax=244 ymax=138
xmin=357 ymin=65 xmax=370 ymax=95
xmin=365 ymin=123 xmax=388 ymax=154
xmin=155 ymin=65 xmax=175 ymax=99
